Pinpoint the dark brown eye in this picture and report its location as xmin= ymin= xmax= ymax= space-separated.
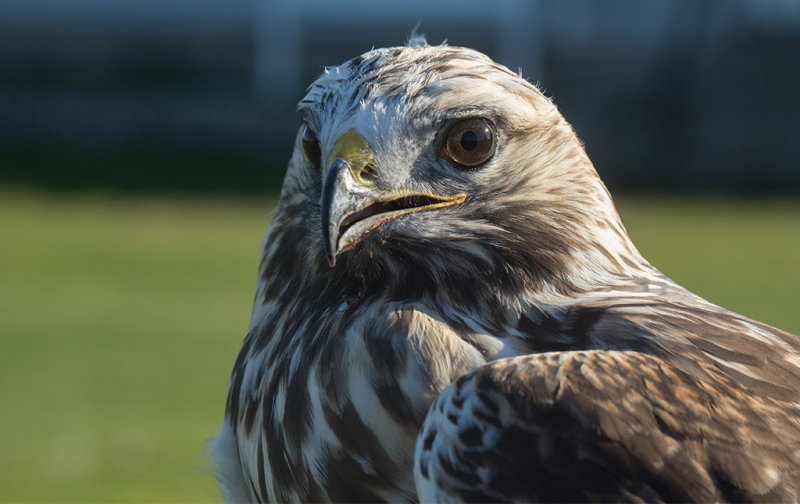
xmin=441 ymin=118 xmax=496 ymax=169
xmin=302 ymin=126 xmax=321 ymax=167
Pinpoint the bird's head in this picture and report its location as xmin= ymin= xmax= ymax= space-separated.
xmin=268 ymin=43 xmax=645 ymax=301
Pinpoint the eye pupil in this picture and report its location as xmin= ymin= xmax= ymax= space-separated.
xmin=460 ymin=131 xmax=478 ymax=151
xmin=441 ymin=118 xmax=496 ymax=169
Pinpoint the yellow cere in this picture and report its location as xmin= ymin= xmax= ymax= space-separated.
xmin=326 ymin=130 xmax=376 ymax=187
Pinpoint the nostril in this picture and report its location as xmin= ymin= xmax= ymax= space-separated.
xmin=360 ymin=163 xmax=378 ymax=183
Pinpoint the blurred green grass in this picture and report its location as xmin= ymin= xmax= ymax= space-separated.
xmin=0 ymin=188 xmax=272 ymax=502
xmin=0 ymin=188 xmax=798 ymax=502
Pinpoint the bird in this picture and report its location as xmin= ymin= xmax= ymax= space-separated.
xmin=212 ymin=40 xmax=800 ymax=502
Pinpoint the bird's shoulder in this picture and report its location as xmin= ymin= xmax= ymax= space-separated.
xmin=511 ymin=290 xmax=800 ymax=402
xmin=415 ymin=350 xmax=800 ymax=502
xmin=412 ymin=287 xmax=800 ymax=501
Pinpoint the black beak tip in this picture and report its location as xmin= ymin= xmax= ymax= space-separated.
xmin=322 ymin=221 xmax=338 ymax=267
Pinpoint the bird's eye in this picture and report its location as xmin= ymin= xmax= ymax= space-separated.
xmin=302 ymin=126 xmax=321 ymax=167
xmin=441 ymin=118 xmax=496 ymax=169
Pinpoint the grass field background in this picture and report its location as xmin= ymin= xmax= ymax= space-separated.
xmin=1 ymin=187 xmax=798 ymax=502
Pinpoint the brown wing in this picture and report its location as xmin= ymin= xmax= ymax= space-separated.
xmin=414 ymin=351 xmax=800 ymax=502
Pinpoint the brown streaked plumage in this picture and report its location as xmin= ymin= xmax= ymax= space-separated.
xmin=418 ymin=350 xmax=800 ymax=502
xmin=212 ymin=41 xmax=800 ymax=503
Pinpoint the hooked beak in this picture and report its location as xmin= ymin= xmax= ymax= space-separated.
xmin=320 ymin=132 xmax=466 ymax=267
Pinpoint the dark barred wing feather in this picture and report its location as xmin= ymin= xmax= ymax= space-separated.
xmin=415 ymin=350 xmax=800 ymax=502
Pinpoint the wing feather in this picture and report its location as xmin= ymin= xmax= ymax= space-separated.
xmin=415 ymin=351 xmax=800 ymax=502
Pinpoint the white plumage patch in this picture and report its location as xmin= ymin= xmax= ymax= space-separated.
xmin=212 ymin=420 xmax=252 ymax=503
